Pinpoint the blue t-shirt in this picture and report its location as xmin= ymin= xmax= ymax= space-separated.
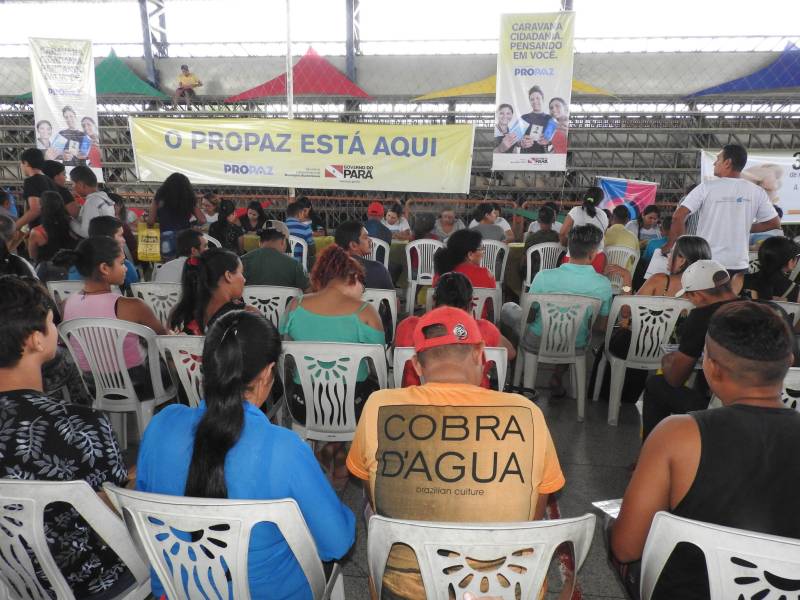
xmin=643 ymin=237 xmax=668 ymax=261
xmin=136 ymin=402 xmax=355 ymax=600
xmin=68 ymin=259 xmax=139 ymax=288
xmin=286 ymin=218 xmax=314 ymax=261
xmin=528 ymin=262 xmax=612 ymax=346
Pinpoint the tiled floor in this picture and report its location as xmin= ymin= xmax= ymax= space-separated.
xmin=125 ymin=371 xmax=642 ymax=599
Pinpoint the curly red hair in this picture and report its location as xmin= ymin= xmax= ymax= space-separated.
xmin=309 ymin=244 xmax=365 ymax=291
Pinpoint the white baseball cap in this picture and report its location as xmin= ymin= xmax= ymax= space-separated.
xmin=675 ymin=260 xmax=731 ymax=297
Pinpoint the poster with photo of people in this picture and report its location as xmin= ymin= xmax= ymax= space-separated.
xmin=493 ymin=12 xmax=575 ymax=172
xmin=29 ymin=37 xmax=104 ymax=180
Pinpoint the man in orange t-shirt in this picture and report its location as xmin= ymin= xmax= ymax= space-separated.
xmin=348 ymin=306 xmax=564 ymax=599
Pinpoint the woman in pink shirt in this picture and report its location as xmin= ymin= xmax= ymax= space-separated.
xmin=55 ymin=236 xmax=166 ymax=385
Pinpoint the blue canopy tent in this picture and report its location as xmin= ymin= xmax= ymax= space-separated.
xmin=689 ymin=43 xmax=800 ymax=97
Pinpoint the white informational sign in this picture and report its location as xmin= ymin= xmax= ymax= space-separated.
xmin=29 ymin=37 xmax=103 ymax=180
xmin=700 ymin=150 xmax=800 ymax=223
xmin=493 ymin=12 xmax=575 ymax=172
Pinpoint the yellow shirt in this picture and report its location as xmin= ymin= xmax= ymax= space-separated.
xmin=604 ymin=224 xmax=640 ymax=254
xmin=178 ymin=73 xmax=200 ymax=88
xmin=347 ymin=383 xmax=565 ymax=599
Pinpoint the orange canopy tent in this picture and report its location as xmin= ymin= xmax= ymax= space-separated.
xmin=225 ymin=47 xmax=370 ymax=102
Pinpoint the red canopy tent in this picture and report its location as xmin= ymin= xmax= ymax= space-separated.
xmin=225 ymin=47 xmax=370 ymax=102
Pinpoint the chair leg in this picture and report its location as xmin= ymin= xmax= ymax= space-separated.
xmin=325 ymin=563 xmax=345 ymax=600
xmin=136 ymin=400 xmax=156 ymax=438
xmin=107 ymin=411 xmax=127 ymax=450
xmin=592 ymin=353 xmax=607 ymax=402
xmin=607 ymin=361 xmax=626 ymax=426
xmin=405 ymin=283 xmax=417 ymax=315
xmin=523 ymin=352 xmax=539 ymax=390
xmin=574 ymin=358 xmax=587 ymax=422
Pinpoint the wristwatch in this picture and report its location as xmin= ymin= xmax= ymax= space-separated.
xmin=621 ymin=285 xmax=632 ymax=294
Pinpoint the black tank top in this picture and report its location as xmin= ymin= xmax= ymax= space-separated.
xmin=653 ymin=404 xmax=800 ymax=599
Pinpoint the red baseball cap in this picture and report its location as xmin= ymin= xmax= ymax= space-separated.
xmin=412 ymin=307 xmax=483 ymax=353
xmin=367 ymin=201 xmax=384 ymax=217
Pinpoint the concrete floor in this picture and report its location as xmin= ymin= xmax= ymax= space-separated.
xmin=125 ymin=369 xmax=642 ymax=599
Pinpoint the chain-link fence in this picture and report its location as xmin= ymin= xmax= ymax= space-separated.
xmin=1 ymin=19 xmax=799 ymax=221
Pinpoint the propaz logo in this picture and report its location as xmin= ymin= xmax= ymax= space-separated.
xmin=325 ymin=165 xmax=344 ymax=178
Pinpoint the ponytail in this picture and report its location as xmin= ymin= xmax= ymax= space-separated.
xmin=185 ymin=311 xmax=281 ymax=498
xmin=581 ymin=186 xmax=603 ymax=219
xmin=169 ymin=247 xmax=239 ymax=333
xmin=52 ymin=236 xmax=120 ymax=278
xmin=434 ymin=228 xmax=482 ymax=275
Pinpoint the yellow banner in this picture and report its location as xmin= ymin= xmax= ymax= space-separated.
xmin=129 ymin=117 xmax=474 ymax=193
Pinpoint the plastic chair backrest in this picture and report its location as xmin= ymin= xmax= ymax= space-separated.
xmin=103 ymin=485 xmax=326 ymax=600
xmin=603 ymin=296 xmax=692 ymax=369
xmin=131 ymin=282 xmax=183 ymax=327
xmin=518 ymin=293 xmax=601 ymax=360
xmin=363 ymin=288 xmax=398 ymax=343
xmin=369 ymin=237 xmax=391 ymax=268
xmin=46 ymin=280 xmax=121 ymax=305
xmin=368 ymin=513 xmax=596 ymax=600
xmin=524 ymin=243 xmax=564 ymax=289
xmin=484 ymin=346 xmax=508 ymax=390
xmin=288 ymin=236 xmax=309 ymax=271
xmin=640 ymin=511 xmax=800 ymax=600
xmin=780 ymin=367 xmax=800 ymax=411
xmin=605 ymin=245 xmax=639 ymax=292
xmin=406 ymin=239 xmax=444 ymax=285
xmin=280 ymin=341 xmax=387 ymax=441
xmin=0 ymin=480 xmax=149 ymax=600
xmin=58 ymin=318 xmax=172 ymax=406
xmin=748 ymin=250 xmax=760 ymax=274
xmin=203 ymin=233 xmax=221 ymax=248
xmin=242 ymin=285 xmax=302 ymax=328
xmin=480 ymin=240 xmax=509 ymax=283
xmin=155 ymin=335 xmax=205 ymax=408
xmin=391 ymin=347 xmax=416 ymax=388
xmin=473 ymin=287 xmax=502 ymax=323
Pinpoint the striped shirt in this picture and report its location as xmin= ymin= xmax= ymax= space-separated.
xmin=286 ymin=217 xmax=314 ymax=261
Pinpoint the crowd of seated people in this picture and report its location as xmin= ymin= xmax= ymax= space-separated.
xmin=2 ymin=140 xmax=800 ymax=600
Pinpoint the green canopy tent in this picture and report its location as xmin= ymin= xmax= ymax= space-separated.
xmin=16 ymin=50 xmax=167 ymax=101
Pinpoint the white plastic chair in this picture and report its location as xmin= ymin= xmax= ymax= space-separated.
xmin=748 ymin=250 xmax=760 ymax=274
xmin=0 ymin=480 xmax=150 ymax=600
xmin=640 ymin=511 xmax=800 ymax=600
xmin=773 ymin=300 xmax=800 ymax=326
xmin=405 ymin=239 xmax=444 ymax=313
xmin=58 ymin=318 xmax=176 ymax=448
xmin=131 ymin=282 xmax=183 ymax=327
xmin=203 ymin=233 xmax=221 ymax=248
xmin=512 ymin=294 xmax=601 ymax=421
xmin=392 ymin=346 xmax=507 ymax=391
xmin=524 ymin=242 xmax=564 ymax=289
xmin=363 ymin=288 xmax=399 ymax=344
xmin=779 ymin=367 xmax=800 ymax=411
xmin=103 ymin=485 xmax=343 ymax=600
xmin=604 ymin=245 xmax=640 ymax=294
xmin=288 ymin=235 xmax=309 ymax=271
xmin=155 ymin=335 xmax=205 ymax=408
xmin=593 ymin=296 xmax=692 ymax=425
xmin=279 ymin=341 xmax=387 ymax=442
xmin=46 ymin=280 xmax=121 ymax=304
xmin=423 ymin=287 xmax=502 ymax=323
xmin=369 ymin=236 xmax=391 ymax=268
xmin=18 ymin=255 xmax=38 ymax=278
xmin=368 ymin=513 xmax=596 ymax=600
xmin=480 ymin=239 xmax=510 ymax=284
xmin=242 ymin=285 xmax=303 ymax=328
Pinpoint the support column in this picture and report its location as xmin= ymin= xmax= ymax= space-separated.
xmin=138 ymin=0 xmax=168 ymax=87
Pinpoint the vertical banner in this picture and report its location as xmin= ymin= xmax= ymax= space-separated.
xmin=597 ymin=176 xmax=658 ymax=213
xmin=701 ymin=150 xmax=800 ymax=223
xmin=29 ymin=38 xmax=103 ymax=180
xmin=493 ymin=12 xmax=575 ymax=172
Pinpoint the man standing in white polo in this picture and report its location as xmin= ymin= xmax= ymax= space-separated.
xmin=662 ymin=144 xmax=780 ymax=274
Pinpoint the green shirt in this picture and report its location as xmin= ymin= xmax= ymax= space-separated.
xmin=241 ymin=247 xmax=309 ymax=289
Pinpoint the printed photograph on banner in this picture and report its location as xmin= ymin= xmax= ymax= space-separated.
xmin=700 ymin=150 xmax=800 ymax=223
xmin=493 ymin=12 xmax=575 ymax=172
xmin=29 ymin=37 xmax=103 ymax=180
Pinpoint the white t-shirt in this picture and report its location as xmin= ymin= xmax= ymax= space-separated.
xmin=528 ymin=220 xmax=563 ymax=234
xmin=680 ymin=177 xmax=777 ymax=270
xmin=624 ymin=220 xmax=639 ymax=238
xmin=644 ymin=249 xmax=669 ymax=280
xmin=469 ymin=217 xmax=512 ymax=232
xmin=69 ymin=191 xmax=116 ymax=238
xmin=154 ymin=256 xmax=187 ymax=283
xmin=382 ymin=217 xmax=410 ymax=233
